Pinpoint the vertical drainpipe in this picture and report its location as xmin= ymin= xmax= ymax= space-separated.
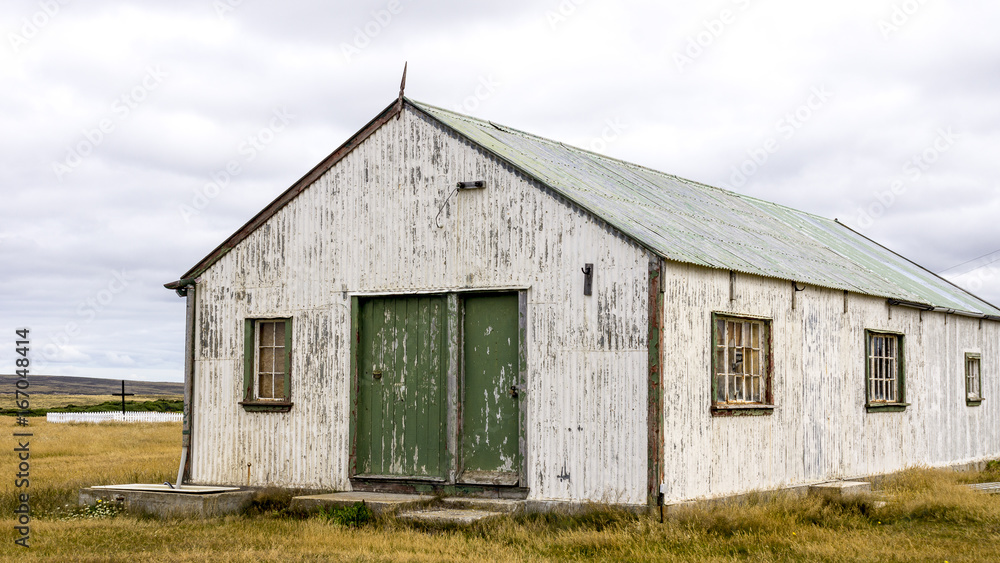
xmin=647 ymin=257 xmax=665 ymax=514
xmin=174 ymin=281 xmax=196 ymax=488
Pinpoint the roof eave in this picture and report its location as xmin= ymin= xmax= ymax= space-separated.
xmin=833 ymin=219 xmax=1000 ymax=318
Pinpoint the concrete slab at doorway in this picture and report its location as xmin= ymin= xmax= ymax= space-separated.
xmin=440 ymin=497 xmax=524 ymax=514
xmin=290 ymin=491 xmax=433 ymax=514
xmin=398 ymin=508 xmax=506 ymax=526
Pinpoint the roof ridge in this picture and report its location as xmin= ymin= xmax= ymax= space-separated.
xmin=408 ymin=98 xmax=836 ymax=224
xmin=167 ymin=96 xmax=1000 ymax=319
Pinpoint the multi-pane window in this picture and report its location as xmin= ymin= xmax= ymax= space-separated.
xmin=256 ymin=320 xmax=287 ymax=399
xmin=966 ymin=353 xmax=982 ymax=406
xmin=868 ymin=333 xmax=898 ymax=402
xmin=865 ymin=330 xmax=905 ymax=409
xmin=242 ymin=318 xmax=292 ymax=410
xmin=713 ymin=315 xmax=769 ymax=405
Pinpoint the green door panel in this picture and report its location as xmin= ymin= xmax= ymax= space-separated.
xmin=356 ymin=296 xmax=448 ymax=479
xmin=461 ymin=293 xmax=520 ymax=484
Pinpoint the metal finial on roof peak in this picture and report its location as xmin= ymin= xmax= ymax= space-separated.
xmin=398 ymin=62 xmax=407 ymax=101
xmin=395 ymin=62 xmax=407 ymax=120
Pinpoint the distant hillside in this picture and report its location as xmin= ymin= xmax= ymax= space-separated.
xmin=0 ymin=374 xmax=183 ymax=395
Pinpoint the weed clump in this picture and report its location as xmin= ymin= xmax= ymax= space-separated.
xmin=505 ymin=505 xmax=638 ymax=533
xmin=319 ymin=501 xmax=375 ymax=527
xmin=53 ymin=498 xmax=126 ymax=520
xmin=878 ymin=467 xmax=999 ymax=524
xmin=978 ymin=459 xmax=1000 ymax=482
xmin=672 ymin=490 xmax=882 ymax=539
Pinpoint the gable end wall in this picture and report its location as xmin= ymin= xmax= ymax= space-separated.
xmin=189 ymin=106 xmax=653 ymax=504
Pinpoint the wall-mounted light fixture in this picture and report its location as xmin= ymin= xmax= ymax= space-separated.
xmin=435 ymin=180 xmax=486 ymax=228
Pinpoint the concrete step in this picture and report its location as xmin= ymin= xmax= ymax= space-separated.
xmin=967 ymin=482 xmax=1000 ymax=494
xmin=289 ymin=491 xmax=433 ymax=514
xmin=440 ymin=497 xmax=524 ymax=514
xmin=398 ymin=508 xmax=506 ymax=526
xmin=808 ymin=480 xmax=872 ymax=499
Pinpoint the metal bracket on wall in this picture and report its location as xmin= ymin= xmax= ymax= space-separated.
xmin=792 ymin=281 xmax=805 ymax=310
xmin=582 ymin=264 xmax=593 ymax=296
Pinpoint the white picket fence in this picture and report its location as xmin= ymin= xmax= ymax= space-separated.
xmin=46 ymin=411 xmax=182 ymax=424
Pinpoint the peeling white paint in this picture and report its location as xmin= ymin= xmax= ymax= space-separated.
xmin=190 ymin=106 xmax=651 ymax=504
xmin=660 ymin=265 xmax=1000 ymax=502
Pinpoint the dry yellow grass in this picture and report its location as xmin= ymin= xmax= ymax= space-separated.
xmin=2 ymin=415 xmax=1000 ymax=561
xmin=0 ymin=418 xmax=180 ymax=517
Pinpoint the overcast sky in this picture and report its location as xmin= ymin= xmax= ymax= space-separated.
xmin=2 ymin=0 xmax=998 ymax=383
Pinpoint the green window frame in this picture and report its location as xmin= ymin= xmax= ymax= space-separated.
xmin=240 ymin=318 xmax=293 ymax=412
xmin=865 ymin=329 xmax=908 ymax=412
xmin=711 ymin=313 xmax=774 ymax=415
xmin=966 ymin=353 xmax=983 ymax=406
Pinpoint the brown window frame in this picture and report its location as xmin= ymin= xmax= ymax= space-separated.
xmin=711 ymin=313 xmax=774 ymax=416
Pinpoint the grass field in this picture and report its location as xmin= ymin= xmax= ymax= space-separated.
xmin=3 ymin=417 xmax=1000 ymax=562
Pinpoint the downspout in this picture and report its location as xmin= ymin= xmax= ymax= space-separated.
xmin=647 ymin=257 xmax=665 ymax=515
xmin=166 ymin=278 xmax=197 ymax=489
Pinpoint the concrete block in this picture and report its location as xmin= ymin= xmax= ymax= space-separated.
xmin=966 ymin=482 xmax=1000 ymax=494
xmin=808 ymin=481 xmax=872 ymax=499
xmin=79 ymin=486 xmax=254 ymax=518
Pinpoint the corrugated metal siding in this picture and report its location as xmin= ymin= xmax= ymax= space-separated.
xmin=660 ymin=262 xmax=1000 ymax=502
xmin=412 ymin=100 xmax=1000 ymax=317
xmin=191 ymin=107 xmax=652 ymax=504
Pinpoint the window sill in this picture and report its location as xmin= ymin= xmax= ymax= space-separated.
xmin=239 ymin=401 xmax=293 ymax=413
xmin=711 ymin=404 xmax=775 ymax=417
xmin=866 ymin=402 xmax=909 ymax=413
xmin=967 ymin=398 xmax=984 ymax=407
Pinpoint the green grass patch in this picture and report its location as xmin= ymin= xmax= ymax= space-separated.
xmin=318 ymin=501 xmax=376 ymax=527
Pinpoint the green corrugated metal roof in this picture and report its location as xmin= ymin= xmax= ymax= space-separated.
xmin=411 ymin=99 xmax=1000 ymax=318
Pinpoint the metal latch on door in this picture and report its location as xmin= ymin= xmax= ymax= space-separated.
xmin=509 ymin=384 xmax=525 ymax=398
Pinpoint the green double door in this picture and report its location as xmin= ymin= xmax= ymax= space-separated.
xmin=355 ymin=293 xmax=520 ymax=485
